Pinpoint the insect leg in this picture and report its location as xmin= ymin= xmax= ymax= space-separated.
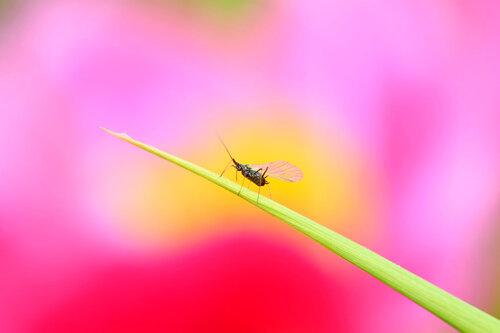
xmin=257 ymin=167 xmax=268 ymax=204
xmin=219 ymin=161 xmax=231 ymax=177
xmin=238 ymin=177 xmax=246 ymax=195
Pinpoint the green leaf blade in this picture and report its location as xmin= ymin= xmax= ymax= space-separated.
xmin=101 ymin=127 xmax=500 ymax=332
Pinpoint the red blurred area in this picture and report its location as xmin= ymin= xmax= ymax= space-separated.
xmin=34 ymin=235 xmax=350 ymax=333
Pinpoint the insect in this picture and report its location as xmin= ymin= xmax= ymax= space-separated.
xmin=218 ymin=136 xmax=303 ymax=202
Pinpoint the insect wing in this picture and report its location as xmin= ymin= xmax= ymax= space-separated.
xmin=248 ymin=161 xmax=303 ymax=182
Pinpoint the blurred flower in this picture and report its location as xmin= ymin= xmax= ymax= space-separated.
xmin=0 ymin=1 xmax=499 ymax=332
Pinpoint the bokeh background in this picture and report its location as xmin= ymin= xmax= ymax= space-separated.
xmin=1 ymin=1 xmax=499 ymax=332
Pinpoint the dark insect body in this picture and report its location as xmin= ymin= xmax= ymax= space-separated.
xmin=232 ymin=159 xmax=269 ymax=187
xmin=218 ymin=136 xmax=303 ymax=202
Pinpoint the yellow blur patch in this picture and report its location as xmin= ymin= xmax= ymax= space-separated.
xmin=104 ymin=107 xmax=375 ymax=249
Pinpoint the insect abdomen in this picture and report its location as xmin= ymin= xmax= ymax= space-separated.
xmin=241 ymin=165 xmax=266 ymax=186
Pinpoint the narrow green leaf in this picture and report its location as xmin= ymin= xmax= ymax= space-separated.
xmin=101 ymin=127 xmax=499 ymax=332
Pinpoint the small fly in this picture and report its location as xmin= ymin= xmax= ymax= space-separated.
xmin=218 ymin=136 xmax=303 ymax=202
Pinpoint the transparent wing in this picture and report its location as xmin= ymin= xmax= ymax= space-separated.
xmin=248 ymin=161 xmax=303 ymax=182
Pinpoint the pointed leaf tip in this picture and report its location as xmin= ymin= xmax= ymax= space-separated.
xmin=100 ymin=127 xmax=131 ymax=140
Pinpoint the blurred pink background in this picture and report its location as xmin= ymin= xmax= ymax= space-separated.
xmin=1 ymin=1 xmax=499 ymax=332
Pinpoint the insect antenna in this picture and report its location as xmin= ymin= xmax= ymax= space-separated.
xmin=217 ymin=133 xmax=237 ymax=164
